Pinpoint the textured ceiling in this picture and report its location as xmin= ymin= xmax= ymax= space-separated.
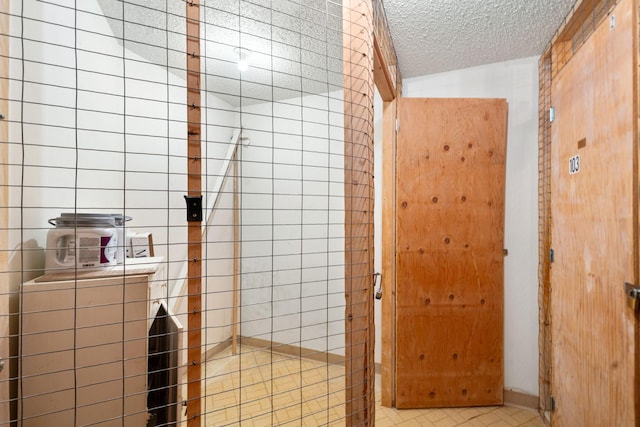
xmin=383 ymin=0 xmax=576 ymax=78
xmin=96 ymin=0 xmax=342 ymax=106
xmin=96 ymin=0 xmax=577 ymax=100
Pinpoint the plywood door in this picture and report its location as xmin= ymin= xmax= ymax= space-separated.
xmin=550 ymin=0 xmax=638 ymax=424
xmin=395 ymin=98 xmax=507 ymax=408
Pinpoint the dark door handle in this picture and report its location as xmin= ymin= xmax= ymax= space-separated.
xmin=624 ymin=282 xmax=640 ymax=310
xmin=374 ymin=273 xmax=382 ymax=300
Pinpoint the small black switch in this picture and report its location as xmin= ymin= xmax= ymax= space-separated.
xmin=184 ymin=195 xmax=203 ymax=222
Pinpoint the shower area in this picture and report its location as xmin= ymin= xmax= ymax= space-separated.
xmin=0 ymin=0 xmax=395 ymax=425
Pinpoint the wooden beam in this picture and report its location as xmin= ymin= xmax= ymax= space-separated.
xmin=371 ymin=0 xmax=402 ymax=98
xmin=634 ymin=0 xmax=639 ymax=421
xmin=0 ymin=0 xmax=9 ymax=422
xmin=537 ymin=48 xmax=553 ymax=419
xmin=380 ymin=99 xmax=396 ymax=407
xmin=373 ymin=36 xmax=395 ymax=101
xmin=232 ymin=154 xmax=239 ymax=355
xmin=186 ymin=1 xmax=202 ymax=426
xmin=343 ymin=0 xmax=375 ymax=425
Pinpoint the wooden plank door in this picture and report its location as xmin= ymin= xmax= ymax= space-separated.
xmin=395 ymin=98 xmax=507 ymax=408
xmin=550 ymin=0 xmax=639 ymax=424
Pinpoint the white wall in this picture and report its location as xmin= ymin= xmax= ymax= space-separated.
xmin=239 ymin=92 xmax=345 ymax=355
xmin=373 ymin=89 xmax=383 ymax=365
xmin=8 ymin=0 xmax=238 ymax=353
xmin=201 ymin=171 xmax=236 ymax=349
xmin=373 ymin=56 xmax=540 ymax=396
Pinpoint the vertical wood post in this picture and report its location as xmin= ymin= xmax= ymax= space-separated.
xmin=0 ymin=0 xmax=10 ymax=421
xmin=343 ymin=0 xmax=375 ymax=425
xmin=380 ymin=99 xmax=396 ymax=407
xmin=633 ymin=0 xmax=640 ymax=420
xmin=186 ymin=1 xmax=202 ymax=425
xmin=232 ymin=155 xmax=239 ymax=355
xmin=537 ymin=49 xmax=552 ymax=418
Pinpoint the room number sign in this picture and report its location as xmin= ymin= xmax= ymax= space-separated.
xmin=569 ymin=155 xmax=580 ymax=175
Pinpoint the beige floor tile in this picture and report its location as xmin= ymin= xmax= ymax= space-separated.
xmin=488 ymin=420 xmax=517 ymax=427
xmin=397 ymin=417 xmax=433 ymax=427
xmin=396 ymin=408 xmax=428 ymax=421
xmin=433 ymin=415 xmax=462 ymax=427
xmin=411 ymin=415 xmax=437 ymax=426
xmin=510 ymin=409 xmax=540 ymax=424
xmin=472 ymin=410 xmax=503 ymax=425
xmin=423 ymin=408 xmax=450 ymax=422
xmin=378 ymin=409 xmax=410 ymax=425
xmin=201 ymin=346 xmax=544 ymax=427
xmin=375 ymin=418 xmax=396 ymax=427
xmin=209 ymin=393 xmax=238 ymax=408
xmin=242 ymin=413 xmax=274 ymax=427
xmin=458 ymin=406 xmax=495 ymax=419
xmin=463 ymin=417 xmax=490 ymax=427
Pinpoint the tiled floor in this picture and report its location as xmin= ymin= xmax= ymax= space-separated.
xmin=375 ymin=404 xmax=544 ymax=427
xmin=201 ymin=346 xmax=545 ymax=426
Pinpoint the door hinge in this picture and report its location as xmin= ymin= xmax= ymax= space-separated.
xmin=549 ymin=395 xmax=556 ymax=411
xmin=549 ymin=248 xmax=554 ymax=263
xmin=395 ymin=118 xmax=399 ymax=132
xmin=549 ymin=107 xmax=555 ymax=123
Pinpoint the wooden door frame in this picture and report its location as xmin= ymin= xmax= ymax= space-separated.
xmin=380 ymin=98 xmax=397 ymax=407
xmin=370 ymin=1 xmax=402 ymax=410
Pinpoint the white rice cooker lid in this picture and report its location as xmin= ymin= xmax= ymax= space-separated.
xmin=49 ymin=213 xmax=132 ymax=228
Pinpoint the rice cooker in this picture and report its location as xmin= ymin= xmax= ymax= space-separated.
xmin=45 ymin=213 xmax=132 ymax=274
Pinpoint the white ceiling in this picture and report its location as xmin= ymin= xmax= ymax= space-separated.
xmin=383 ymin=0 xmax=576 ymax=78
xmin=96 ymin=0 xmax=577 ymax=103
xmin=96 ymin=0 xmax=343 ymax=106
